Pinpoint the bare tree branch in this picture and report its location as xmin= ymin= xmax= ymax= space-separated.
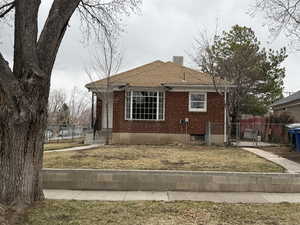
xmin=37 ymin=0 xmax=81 ymax=75
xmin=0 ymin=52 xmax=18 ymax=106
xmin=68 ymin=87 xmax=90 ymax=125
xmin=77 ymin=0 xmax=141 ymax=41
xmin=0 ymin=1 xmax=14 ymax=18
xmin=13 ymin=0 xmax=46 ymax=79
xmin=86 ymin=33 xmax=123 ymax=82
xmin=255 ymin=0 xmax=300 ymax=41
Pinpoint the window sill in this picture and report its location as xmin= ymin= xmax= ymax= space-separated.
xmin=189 ymin=109 xmax=207 ymax=113
xmin=125 ymin=119 xmax=165 ymax=122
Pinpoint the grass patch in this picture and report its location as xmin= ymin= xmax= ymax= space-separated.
xmin=19 ymin=200 xmax=300 ymax=225
xmin=44 ymin=142 xmax=87 ymax=151
xmin=43 ymin=145 xmax=284 ymax=172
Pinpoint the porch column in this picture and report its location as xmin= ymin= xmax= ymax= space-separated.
xmin=91 ymin=92 xmax=95 ymax=129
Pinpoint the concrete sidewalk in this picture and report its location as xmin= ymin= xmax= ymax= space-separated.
xmin=44 ymin=190 xmax=300 ymax=203
xmin=44 ymin=144 xmax=102 ymax=153
xmin=243 ymin=147 xmax=300 ymax=173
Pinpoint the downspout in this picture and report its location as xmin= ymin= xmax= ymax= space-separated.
xmin=224 ymin=86 xmax=227 ymax=144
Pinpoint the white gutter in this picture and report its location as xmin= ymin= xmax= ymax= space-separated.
xmin=162 ymin=84 xmax=236 ymax=88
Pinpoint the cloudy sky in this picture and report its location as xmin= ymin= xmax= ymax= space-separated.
xmin=1 ymin=0 xmax=299 ymax=96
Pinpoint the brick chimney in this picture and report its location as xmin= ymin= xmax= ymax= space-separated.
xmin=173 ymin=56 xmax=184 ymax=66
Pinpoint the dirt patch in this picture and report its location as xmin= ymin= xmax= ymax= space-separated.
xmin=102 ymin=155 xmax=139 ymax=161
xmin=0 ymin=204 xmax=29 ymax=225
xmin=160 ymin=160 xmax=190 ymax=166
xmin=0 ymin=204 xmax=8 ymax=225
xmin=69 ymin=152 xmax=89 ymax=160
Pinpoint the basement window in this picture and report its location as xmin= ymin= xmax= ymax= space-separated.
xmin=126 ymin=91 xmax=165 ymax=121
xmin=189 ymin=92 xmax=207 ymax=112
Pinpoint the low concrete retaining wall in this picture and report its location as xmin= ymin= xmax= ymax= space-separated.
xmin=42 ymin=169 xmax=300 ymax=193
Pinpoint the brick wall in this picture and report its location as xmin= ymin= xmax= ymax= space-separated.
xmin=113 ymin=91 xmax=224 ymax=135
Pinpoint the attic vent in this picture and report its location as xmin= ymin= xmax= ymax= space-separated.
xmin=173 ymin=56 xmax=184 ymax=66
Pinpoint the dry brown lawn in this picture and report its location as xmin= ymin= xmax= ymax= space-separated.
xmin=43 ymin=145 xmax=284 ymax=172
xmin=18 ymin=200 xmax=300 ymax=225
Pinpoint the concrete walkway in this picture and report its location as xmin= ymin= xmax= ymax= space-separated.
xmin=234 ymin=142 xmax=279 ymax=147
xmin=44 ymin=144 xmax=102 ymax=153
xmin=243 ymin=147 xmax=300 ymax=173
xmin=44 ymin=190 xmax=300 ymax=203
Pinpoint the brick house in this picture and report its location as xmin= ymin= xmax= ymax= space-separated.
xmin=85 ymin=57 xmax=230 ymax=144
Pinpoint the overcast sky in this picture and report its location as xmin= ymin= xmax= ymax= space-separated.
xmin=1 ymin=0 xmax=299 ymax=96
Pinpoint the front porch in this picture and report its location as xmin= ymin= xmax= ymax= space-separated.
xmin=85 ymin=90 xmax=114 ymax=144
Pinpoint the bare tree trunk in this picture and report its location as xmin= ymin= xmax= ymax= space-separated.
xmin=105 ymin=80 xmax=110 ymax=145
xmin=0 ymin=0 xmax=139 ymax=212
xmin=0 ymin=0 xmax=79 ymax=209
xmin=0 ymin=77 xmax=49 ymax=209
xmin=0 ymin=113 xmax=45 ymax=206
xmin=105 ymin=99 xmax=109 ymax=145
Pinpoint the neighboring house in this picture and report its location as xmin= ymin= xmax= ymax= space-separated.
xmin=272 ymin=91 xmax=300 ymax=122
xmin=85 ymin=57 xmax=231 ymax=145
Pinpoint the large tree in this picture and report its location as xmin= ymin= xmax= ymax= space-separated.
xmin=255 ymin=0 xmax=300 ymax=41
xmin=0 ymin=0 xmax=141 ymax=214
xmin=193 ymin=25 xmax=287 ymax=122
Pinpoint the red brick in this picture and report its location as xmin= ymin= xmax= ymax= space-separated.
xmin=112 ymin=91 xmax=224 ymax=135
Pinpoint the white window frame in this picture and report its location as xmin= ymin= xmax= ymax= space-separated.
xmin=125 ymin=90 xmax=165 ymax=121
xmin=189 ymin=92 xmax=207 ymax=112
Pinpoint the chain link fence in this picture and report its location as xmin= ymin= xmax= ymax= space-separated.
xmin=206 ymin=121 xmax=290 ymax=146
xmin=44 ymin=124 xmax=89 ymax=143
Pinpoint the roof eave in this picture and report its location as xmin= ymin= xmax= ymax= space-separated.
xmin=86 ymin=83 xmax=129 ymax=92
xmin=162 ymin=84 xmax=236 ymax=88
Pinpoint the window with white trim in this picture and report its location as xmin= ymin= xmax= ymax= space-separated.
xmin=126 ymin=91 xmax=165 ymax=120
xmin=189 ymin=92 xmax=207 ymax=112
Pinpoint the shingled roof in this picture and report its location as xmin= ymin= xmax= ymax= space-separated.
xmin=85 ymin=60 xmax=230 ymax=89
xmin=272 ymin=91 xmax=300 ymax=107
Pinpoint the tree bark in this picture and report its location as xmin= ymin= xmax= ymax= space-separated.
xmin=0 ymin=73 xmax=49 ymax=208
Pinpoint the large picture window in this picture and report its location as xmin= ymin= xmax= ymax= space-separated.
xmin=189 ymin=92 xmax=207 ymax=112
xmin=126 ymin=91 xmax=165 ymax=120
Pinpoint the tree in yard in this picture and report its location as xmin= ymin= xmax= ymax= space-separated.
xmin=48 ymin=89 xmax=67 ymax=124
xmin=254 ymin=0 xmax=300 ymax=42
xmin=85 ymin=33 xmax=123 ymax=145
xmin=57 ymin=103 xmax=70 ymax=126
xmin=68 ymin=87 xmax=90 ymax=126
xmin=0 ymin=0 xmax=141 ymax=217
xmin=193 ymin=25 xmax=287 ymax=124
xmin=48 ymin=88 xmax=91 ymax=126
